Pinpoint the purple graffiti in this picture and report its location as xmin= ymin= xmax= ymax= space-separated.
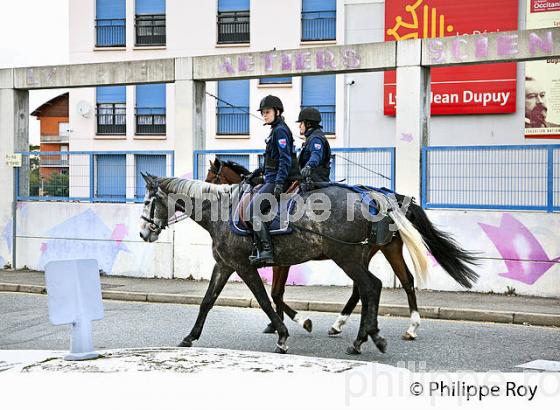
xmin=2 ymin=221 xmax=12 ymax=254
xmin=479 ymin=214 xmax=560 ymax=285
xmin=316 ymin=50 xmax=336 ymax=70
xmin=428 ymin=39 xmax=446 ymax=63
xmin=295 ymin=51 xmax=312 ymax=70
xmin=281 ymin=53 xmax=292 ymax=70
xmin=218 ymin=58 xmax=235 ymax=74
xmin=475 ymin=36 xmax=489 ymax=58
xmin=400 ymin=133 xmax=414 ymax=143
xmin=452 ymin=38 xmax=468 ymax=61
xmin=238 ymin=56 xmax=255 ymax=72
xmin=529 ymin=31 xmax=553 ymax=54
xmin=342 ymin=49 xmax=361 ymax=68
xmin=496 ymin=34 xmax=519 ymax=57
xmin=264 ymin=53 xmax=276 ymax=71
xmin=38 ymin=209 xmax=128 ymax=275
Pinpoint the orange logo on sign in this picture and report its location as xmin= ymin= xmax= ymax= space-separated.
xmin=386 ymin=0 xmax=454 ymax=40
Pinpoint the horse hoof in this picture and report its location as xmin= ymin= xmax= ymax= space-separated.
xmin=303 ymin=319 xmax=313 ymax=333
xmin=178 ymin=339 xmax=192 ymax=347
xmin=345 ymin=345 xmax=361 ymax=355
xmin=374 ymin=337 xmax=387 ymax=353
xmin=328 ymin=327 xmax=341 ymax=336
xmin=263 ymin=324 xmax=276 ymax=334
xmin=274 ymin=344 xmax=289 ymax=354
xmin=401 ymin=332 xmax=416 ymax=341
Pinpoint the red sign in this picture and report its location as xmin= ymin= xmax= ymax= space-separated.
xmin=531 ymin=0 xmax=560 ymax=13
xmin=384 ymin=0 xmax=518 ymax=115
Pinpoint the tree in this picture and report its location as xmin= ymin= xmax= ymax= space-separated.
xmin=43 ymin=172 xmax=69 ymax=197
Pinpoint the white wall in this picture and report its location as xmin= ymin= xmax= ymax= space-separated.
xmin=2 ymin=201 xmax=558 ymax=297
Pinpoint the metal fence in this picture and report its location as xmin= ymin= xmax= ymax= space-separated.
xmin=422 ymin=145 xmax=560 ymax=212
xmin=217 ymin=11 xmax=250 ymax=44
xmin=193 ymin=147 xmax=395 ymax=190
xmin=16 ymin=151 xmax=174 ymax=203
xmin=301 ymin=11 xmax=336 ymax=41
xmin=135 ymin=14 xmax=166 ymax=46
xmin=95 ymin=18 xmax=126 ymax=47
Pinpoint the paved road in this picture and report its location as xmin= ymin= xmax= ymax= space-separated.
xmin=1 ymin=292 xmax=559 ymax=372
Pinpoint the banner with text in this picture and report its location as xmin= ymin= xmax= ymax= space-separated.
xmin=525 ymin=0 xmax=560 ymax=138
xmin=384 ymin=0 xmax=518 ymax=116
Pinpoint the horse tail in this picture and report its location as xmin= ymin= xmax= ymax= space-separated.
xmin=406 ymin=200 xmax=479 ymax=288
xmin=388 ymin=198 xmax=430 ymax=286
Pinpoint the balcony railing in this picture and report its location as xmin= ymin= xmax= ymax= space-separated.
xmin=301 ymin=11 xmax=336 ymax=41
xmin=97 ymin=103 xmax=126 ymax=135
xmin=301 ymin=104 xmax=335 ymax=134
xmin=217 ymin=11 xmax=250 ymax=44
xmin=135 ymin=14 xmax=166 ymax=46
xmin=217 ymin=106 xmax=249 ymax=135
xmin=136 ymin=107 xmax=166 ymax=135
xmin=95 ymin=18 xmax=126 ymax=47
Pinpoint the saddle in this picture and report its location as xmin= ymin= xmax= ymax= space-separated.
xmin=230 ymin=181 xmax=300 ymax=236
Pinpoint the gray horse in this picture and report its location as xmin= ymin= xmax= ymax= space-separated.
xmin=138 ymin=174 xmax=471 ymax=354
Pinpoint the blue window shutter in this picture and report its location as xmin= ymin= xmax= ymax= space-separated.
xmin=218 ymin=0 xmax=250 ymax=12
xmin=218 ymin=80 xmax=249 ymax=107
xmin=96 ymin=0 xmax=126 ymax=19
xmin=97 ymin=155 xmax=126 ymax=200
xmin=302 ymin=75 xmax=336 ymax=134
xmin=136 ymin=155 xmax=166 ymax=198
xmin=302 ymin=75 xmax=335 ymax=106
xmin=136 ymin=84 xmax=166 ymax=108
xmin=217 ymin=80 xmax=249 ymax=134
xmin=260 ymin=77 xmax=292 ymax=84
xmin=302 ymin=0 xmax=335 ymax=12
xmin=136 ymin=0 xmax=165 ymax=14
xmin=97 ymin=86 xmax=126 ymax=103
xmin=216 ymin=154 xmax=250 ymax=171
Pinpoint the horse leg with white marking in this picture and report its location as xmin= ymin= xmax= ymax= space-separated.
xmin=381 ymin=237 xmax=421 ymax=340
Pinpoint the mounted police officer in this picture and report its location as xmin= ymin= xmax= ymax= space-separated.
xmin=296 ymin=107 xmax=331 ymax=187
xmin=247 ymin=95 xmax=300 ymax=266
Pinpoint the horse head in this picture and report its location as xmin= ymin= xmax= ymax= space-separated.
xmin=139 ymin=172 xmax=170 ymax=242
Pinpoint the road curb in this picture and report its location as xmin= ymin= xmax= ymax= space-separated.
xmin=1 ymin=282 xmax=559 ymax=327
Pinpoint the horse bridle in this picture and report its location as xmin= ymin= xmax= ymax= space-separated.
xmin=141 ymin=194 xmax=168 ymax=234
xmin=209 ymin=161 xmax=225 ymax=184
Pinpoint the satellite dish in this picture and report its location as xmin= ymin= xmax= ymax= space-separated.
xmin=77 ymin=100 xmax=92 ymax=118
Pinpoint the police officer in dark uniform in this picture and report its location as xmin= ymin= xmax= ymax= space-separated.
xmin=296 ymin=107 xmax=331 ymax=187
xmin=247 ymin=95 xmax=300 ymax=266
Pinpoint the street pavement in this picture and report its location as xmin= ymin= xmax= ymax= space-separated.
xmin=1 ymin=292 xmax=559 ymax=372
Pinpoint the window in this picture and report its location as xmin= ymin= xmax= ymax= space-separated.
xmin=96 ymin=0 xmax=126 ymax=47
xmin=135 ymin=0 xmax=166 ymax=45
xmin=96 ymin=86 xmax=126 ymax=135
xmin=301 ymin=0 xmax=336 ymax=42
xmin=217 ymin=0 xmax=250 ymax=44
xmin=301 ymin=75 xmax=336 ymax=134
xmin=96 ymin=154 xmax=126 ymax=201
xmin=136 ymin=84 xmax=166 ymax=135
xmin=217 ymin=80 xmax=249 ymax=135
xmin=259 ymin=77 xmax=292 ymax=85
xmin=135 ymin=154 xmax=166 ymax=198
xmin=216 ymin=154 xmax=250 ymax=171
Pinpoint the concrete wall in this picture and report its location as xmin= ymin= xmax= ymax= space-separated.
xmin=1 ymin=201 xmax=558 ymax=297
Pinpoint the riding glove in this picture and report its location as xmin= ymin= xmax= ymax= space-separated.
xmin=273 ymin=184 xmax=283 ymax=200
xmin=301 ymin=165 xmax=312 ymax=178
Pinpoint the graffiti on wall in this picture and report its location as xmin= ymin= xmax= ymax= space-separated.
xmin=38 ymin=209 xmax=129 ymax=274
xmin=479 ymin=213 xmax=560 ymax=285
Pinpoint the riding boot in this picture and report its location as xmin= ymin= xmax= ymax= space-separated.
xmin=249 ymin=216 xmax=275 ymax=266
xmin=248 ymin=231 xmax=259 ymax=264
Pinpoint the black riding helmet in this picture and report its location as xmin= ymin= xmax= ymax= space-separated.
xmin=258 ymin=95 xmax=284 ymax=113
xmin=296 ymin=107 xmax=322 ymax=123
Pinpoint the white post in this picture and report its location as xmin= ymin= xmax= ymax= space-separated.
xmin=395 ymin=40 xmax=430 ymax=201
xmin=0 ymin=70 xmax=29 ymax=269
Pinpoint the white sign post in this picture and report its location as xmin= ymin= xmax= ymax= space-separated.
xmin=45 ymin=259 xmax=104 ymax=361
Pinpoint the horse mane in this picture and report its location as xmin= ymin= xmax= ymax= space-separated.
xmin=220 ymin=160 xmax=250 ymax=176
xmin=157 ymin=177 xmax=237 ymax=199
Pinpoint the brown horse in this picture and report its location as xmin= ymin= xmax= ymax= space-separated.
xmin=205 ymin=157 xmax=438 ymax=340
